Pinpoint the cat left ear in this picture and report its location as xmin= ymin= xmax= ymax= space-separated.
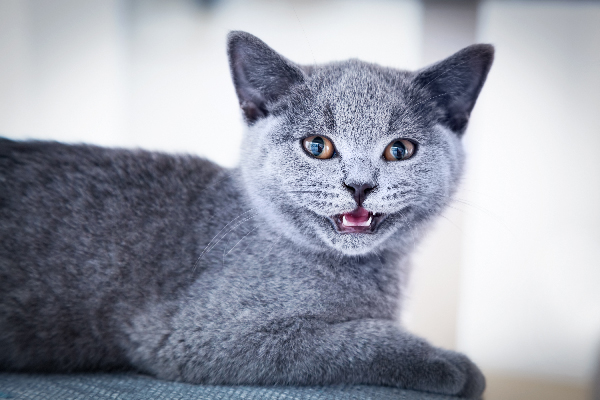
xmin=413 ymin=44 xmax=494 ymax=135
xmin=227 ymin=31 xmax=306 ymax=124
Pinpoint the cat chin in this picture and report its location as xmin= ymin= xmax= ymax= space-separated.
xmin=321 ymin=233 xmax=392 ymax=256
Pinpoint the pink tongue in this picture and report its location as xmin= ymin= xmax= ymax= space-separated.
xmin=343 ymin=207 xmax=371 ymax=224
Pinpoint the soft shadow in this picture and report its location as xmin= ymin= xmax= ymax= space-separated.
xmin=593 ymin=341 xmax=600 ymax=400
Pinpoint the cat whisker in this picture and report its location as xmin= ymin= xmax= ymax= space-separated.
xmin=204 ymin=214 xmax=258 ymax=254
xmin=375 ymin=250 xmax=385 ymax=266
xmin=259 ymin=235 xmax=282 ymax=263
xmin=398 ymin=210 xmax=417 ymax=253
xmin=289 ymin=183 xmax=337 ymax=189
xmin=226 ymin=226 xmax=259 ymax=256
xmin=425 ymin=192 xmax=503 ymax=221
xmin=193 ymin=211 xmax=258 ymax=272
xmin=420 ymin=192 xmax=517 ymax=239
xmin=437 ymin=213 xmax=464 ymax=234
xmin=231 ymin=240 xmax=255 ymax=264
xmin=199 ymin=208 xmax=256 ymax=255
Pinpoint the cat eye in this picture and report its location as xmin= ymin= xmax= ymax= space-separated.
xmin=302 ymin=135 xmax=335 ymax=159
xmin=383 ymin=139 xmax=415 ymax=161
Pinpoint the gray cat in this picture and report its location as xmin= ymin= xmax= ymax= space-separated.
xmin=0 ymin=31 xmax=493 ymax=399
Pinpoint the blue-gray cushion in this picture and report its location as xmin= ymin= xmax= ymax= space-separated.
xmin=0 ymin=373 xmax=464 ymax=400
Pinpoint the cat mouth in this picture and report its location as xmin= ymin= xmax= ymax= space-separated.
xmin=331 ymin=207 xmax=385 ymax=234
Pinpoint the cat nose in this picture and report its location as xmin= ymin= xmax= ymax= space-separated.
xmin=344 ymin=182 xmax=377 ymax=207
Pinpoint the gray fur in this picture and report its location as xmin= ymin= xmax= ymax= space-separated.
xmin=0 ymin=31 xmax=493 ymax=399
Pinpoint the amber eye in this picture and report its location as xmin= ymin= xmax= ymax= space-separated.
xmin=302 ymin=135 xmax=335 ymax=159
xmin=383 ymin=139 xmax=415 ymax=161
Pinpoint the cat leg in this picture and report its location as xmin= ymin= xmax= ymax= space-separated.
xmin=152 ymin=318 xmax=484 ymax=399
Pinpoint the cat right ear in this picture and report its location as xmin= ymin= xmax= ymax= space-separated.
xmin=227 ymin=31 xmax=306 ymax=124
xmin=413 ymin=44 xmax=494 ymax=136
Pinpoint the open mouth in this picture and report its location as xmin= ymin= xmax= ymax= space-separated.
xmin=331 ymin=207 xmax=385 ymax=234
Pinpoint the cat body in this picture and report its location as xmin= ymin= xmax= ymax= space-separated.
xmin=0 ymin=32 xmax=493 ymax=398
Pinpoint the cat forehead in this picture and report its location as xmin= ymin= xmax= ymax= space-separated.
xmin=307 ymin=60 xmax=411 ymax=101
xmin=276 ymin=60 xmax=423 ymax=140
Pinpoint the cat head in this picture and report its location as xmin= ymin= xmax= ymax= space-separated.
xmin=228 ymin=31 xmax=493 ymax=256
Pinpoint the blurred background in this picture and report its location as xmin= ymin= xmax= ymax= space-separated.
xmin=1 ymin=0 xmax=599 ymax=399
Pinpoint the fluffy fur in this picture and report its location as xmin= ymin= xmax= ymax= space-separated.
xmin=0 ymin=32 xmax=493 ymax=398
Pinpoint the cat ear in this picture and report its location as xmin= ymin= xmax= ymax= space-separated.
xmin=413 ymin=44 xmax=494 ymax=135
xmin=227 ymin=31 xmax=306 ymax=124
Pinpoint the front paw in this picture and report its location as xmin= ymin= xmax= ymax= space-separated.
xmin=415 ymin=349 xmax=485 ymax=399
xmin=443 ymin=350 xmax=485 ymax=399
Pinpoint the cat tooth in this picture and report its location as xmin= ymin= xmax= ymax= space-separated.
xmin=359 ymin=216 xmax=372 ymax=227
xmin=342 ymin=215 xmax=372 ymax=227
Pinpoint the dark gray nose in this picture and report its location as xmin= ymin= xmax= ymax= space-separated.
xmin=344 ymin=182 xmax=376 ymax=207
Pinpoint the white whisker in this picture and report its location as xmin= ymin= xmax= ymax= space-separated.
xmin=259 ymin=235 xmax=282 ymax=264
xmin=399 ymin=210 xmax=417 ymax=253
xmin=200 ymin=208 xmax=255 ymax=254
xmin=204 ymin=214 xmax=258 ymax=255
xmin=226 ymin=226 xmax=259 ymax=256
xmin=193 ymin=209 xmax=257 ymax=272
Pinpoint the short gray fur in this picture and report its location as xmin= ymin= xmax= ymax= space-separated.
xmin=0 ymin=32 xmax=493 ymax=399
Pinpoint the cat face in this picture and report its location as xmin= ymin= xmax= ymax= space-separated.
xmin=229 ymin=32 xmax=493 ymax=256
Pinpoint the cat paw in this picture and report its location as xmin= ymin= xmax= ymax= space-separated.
xmin=449 ymin=352 xmax=485 ymax=399
xmin=405 ymin=348 xmax=485 ymax=399
xmin=429 ymin=349 xmax=485 ymax=399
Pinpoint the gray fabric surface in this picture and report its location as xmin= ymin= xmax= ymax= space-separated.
xmin=0 ymin=373 xmax=462 ymax=400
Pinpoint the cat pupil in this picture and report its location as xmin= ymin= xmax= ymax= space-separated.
xmin=391 ymin=141 xmax=406 ymax=159
xmin=310 ymin=137 xmax=325 ymax=156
